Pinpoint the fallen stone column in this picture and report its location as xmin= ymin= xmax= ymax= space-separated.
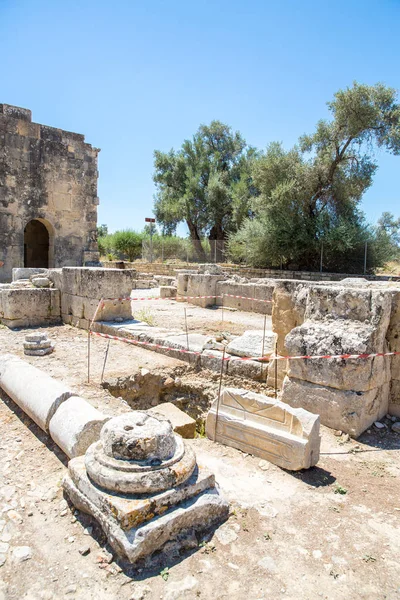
xmin=206 ymin=387 xmax=320 ymax=470
xmin=49 ymin=396 xmax=110 ymax=458
xmin=0 ymin=354 xmax=74 ymax=431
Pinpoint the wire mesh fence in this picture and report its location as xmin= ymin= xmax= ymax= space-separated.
xmin=134 ymin=237 xmax=399 ymax=276
xmin=142 ymin=239 xmax=228 ymax=264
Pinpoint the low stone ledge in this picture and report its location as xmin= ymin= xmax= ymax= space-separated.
xmin=206 ymin=387 xmax=320 ymax=470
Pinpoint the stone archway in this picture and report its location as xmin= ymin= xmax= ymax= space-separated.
xmin=24 ymin=219 xmax=54 ymax=268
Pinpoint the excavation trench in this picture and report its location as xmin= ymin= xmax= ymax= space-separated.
xmin=102 ymin=365 xmax=277 ymax=434
xmin=102 ymin=366 xmax=219 ymax=432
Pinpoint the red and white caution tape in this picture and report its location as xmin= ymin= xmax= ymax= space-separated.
xmin=98 ymin=293 xmax=273 ymax=307
xmin=89 ymin=330 xmax=400 ymax=363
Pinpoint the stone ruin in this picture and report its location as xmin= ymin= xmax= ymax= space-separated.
xmin=63 ymin=412 xmax=229 ymax=563
xmin=0 ymin=104 xmax=100 ymax=283
xmin=0 ymin=354 xmax=229 ymax=563
xmin=206 ymin=388 xmax=320 ymax=471
xmin=23 ymin=331 xmax=54 ymax=356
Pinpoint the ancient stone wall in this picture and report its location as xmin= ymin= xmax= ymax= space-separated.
xmin=272 ymin=280 xmax=400 ymax=435
xmin=0 ymin=104 xmax=100 ymax=282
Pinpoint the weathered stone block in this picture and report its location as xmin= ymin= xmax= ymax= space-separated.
xmin=49 ymin=396 xmax=109 ymax=458
xmin=0 ymin=354 xmax=74 ymax=431
xmin=226 ymin=330 xmax=276 ymax=358
xmin=281 ymin=376 xmax=390 ymax=438
xmin=200 ymin=350 xmax=268 ymax=381
xmin=206 ymin=387 xmax=320 ymax=470
xmin=12 ymin=267 xmax=47 ymax=281
xmin=61 ymin=267 xmax=136 ymax=300
xmin=148 ymin=403 xmax=196 ymax=438
xmin=0 ymin=288 xmax=61 ymax=328
xmin=285 ymin=320 xmax=391 ymax=392
xmin=186 ymin=274 xmax=225 ymax=308
xmin=160 ymin=286 xmax=177 ymax=298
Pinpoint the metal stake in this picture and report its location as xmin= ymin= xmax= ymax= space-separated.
xmin=87 ymin=329 xmax=91 ymax=384
xmin=214 ymin=347 xmax=226 ymax=441
xmin=101 ymin=340 xmax=111 ymax=383
xmin=184 ymin=308 xmax=189 ymax=351
xmin=261 ymin=314 xmax=267 ymax=379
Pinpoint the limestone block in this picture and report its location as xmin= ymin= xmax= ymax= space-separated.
xmin=226 ymin=330 xmax=276 ymax=358
xmin=267 ymin=281 xmax=309 ymax=389
xmin=285 ymin=319 xmax=391 ymax=392
xmin=200 ymin=349 xmax=268 ymax=381
xmin=61 ymin=267 xmax=136 ymax=300
xmin=61 ymin=293 xmax=98 ymax=321
xmin=160 ymin=286 xmax=177 ymax=298
xmin=0 ymin=288 xmax=61 ymax=328
xmin=135 ymin=280 xmax=153 ymax=289
xmin=186 ymin=274 xmax=225 ymax=308
xmin=155 ymin=276 xmax=176 ymax=286
xmin=216 ymin=282 xmax=256 ymax=312
xmin=0 ymin=354 xmax=74 ymax=431
xmin=163 ymin=333 xmax=212 ymax=353
xmin=305 ymin=287 xmax=392 ymax=345
xmin=32 ymin=277 xmax=51 ymax=288
xmin=12 ymin=268 xmax=47 ymax=282
xmin=206 ymin=387 xmax=320 ymax=470
xmin=281 ymin=376 xmax=390 ymax=438
xmin=148 ymin=403 xmax=196 ymax=438
xmin=49 ymin=396 xmax=110 ymax=458
xmin=47 ymin=269 xmax=63 ymax=291
xmin=97 ymin=298 xmax=132 ymax=322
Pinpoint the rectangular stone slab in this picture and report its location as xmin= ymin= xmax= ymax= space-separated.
xmin=206 ymin=387 xmax=320 ymax=470
xmin=67 ymin=457 xmax=216 ymax=530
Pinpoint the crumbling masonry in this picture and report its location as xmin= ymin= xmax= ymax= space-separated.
xmin=0 ymin=104 xmax=100 ymax=282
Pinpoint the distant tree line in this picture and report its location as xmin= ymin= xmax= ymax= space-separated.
xmin=152 ymin=82 xmax=400 ymax=272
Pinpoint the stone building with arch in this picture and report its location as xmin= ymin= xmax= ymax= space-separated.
xmin=0 ymin=104 xmax=100 ymax=282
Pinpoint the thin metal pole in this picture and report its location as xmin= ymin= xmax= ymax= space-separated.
xmin=87 ymin=329 xmax=91 ymax=384
xmin=274 ymin=340 xmax=278 ymax=399
xmin=364 ymin=241 xmax=368 ymax=274
xmin=320 ymin=242 xmax=323 ymax=273
xmin=101 ymin=340 xmax=111 ymax=383
xmin=261 ymin=314 xmax=267 ymax=379
xmin=214 ymin=347 xmax=226 ymax=441
xmin=261 ymin=314 xmax=267 ymax=357
xmin=184 ymin=308 xmax=189 ymax=351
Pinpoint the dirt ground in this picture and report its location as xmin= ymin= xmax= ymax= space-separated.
xmin=0 ymin=323 xmax=400 ymax=600
xmin=130 ymin=293 xmax=271 ymax=337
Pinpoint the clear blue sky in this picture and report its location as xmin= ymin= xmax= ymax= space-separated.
xmin=1 ymin=0 xmax=399 ymax=234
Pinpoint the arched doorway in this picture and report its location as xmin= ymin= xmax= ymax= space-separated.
xmin=24 ymin=219 xmax=51 ymax=268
